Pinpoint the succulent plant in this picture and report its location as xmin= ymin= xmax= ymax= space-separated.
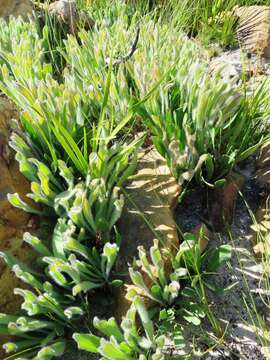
xmin=73 ymin=296 xmax=166 ymax=360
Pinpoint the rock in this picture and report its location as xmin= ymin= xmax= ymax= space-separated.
xmin=234 ymin=6 xmax=270 ymax=59
xmin=250 ymin=141 xmax=270 ymax=257
xmin=0 ymin=0 xmax=32 ymax=17
xmin=208 ymin=171 xmax=245 ymax=232
xmin=250 ymin=200 xmax=270 ymax=259
xmin=0 ymin=97 xmax=38 ymax=356
xmin=262 ymin=346 xmax=270 ymax=359
xmin=48 ymin=0 xmax=94 ymax=34
xmin=209 ymin=48 xmax=270 ymax=85
xmin=256 ymin=140 xmax=270 ymax=189
xmin=249 ymin=160 xmax=270 ymax=259
xmin=114 ymin=148 xmax=181 ymax=320
xmin=210 ymin=50 xmax=243 ymax=81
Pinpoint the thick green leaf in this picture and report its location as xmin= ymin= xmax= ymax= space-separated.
xmin=73 ymin=333 xmax=100 ymax=353
xmin=205 ymin=244 xmax=232 ymax=272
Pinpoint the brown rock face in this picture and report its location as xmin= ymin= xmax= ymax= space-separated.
xmin=256 ymin=140 xmax=270 ymax=189
xmin=114 ymin=148 xmax=181 ymax=319
xmin=0 ymin=0 xmax=32 ymax=17
xmin=208 ymin=172 xmax=245 ymax=232
xmin=234 ymin=6 xmax=270 ymax=59
xmin=0 ymin=97 xmax=37 ymax=355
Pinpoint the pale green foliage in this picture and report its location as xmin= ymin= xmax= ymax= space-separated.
xmin=0 ymin=2 xmax=253 ymax=359
xmin=140 ymin=51 xmax=270 ymax=187
xmin=73 ymin=296 xmax=166 ymax=360
xmin=1 ymin=219 xmax=121 ymax=297
xmin=0 ymin=9 xmax=142 ymax=359
xmin=72 ymin=234 xmax=232 ymax=359
xmin=0 ymin=14 xmax=143 ymax=243
xmin=62 ymin=2 xmax=270 ymax=189
xmin=9 ymin=128 xmax=141 ymax=240
xmin=128 ymin=239 xmax=183 ymax=306
xmin=0 ymin=218 xmax=121 ymax=359
xmin=127 ymin=236 xmax=232 ymax=326
xmin=126 ymin=21 xmax=200 ymax=96
xmin=0 ymin=17 xmax=51 ymax=77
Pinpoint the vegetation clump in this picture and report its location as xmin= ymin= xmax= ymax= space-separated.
xmin=0 ymin=1 xmax=269 ymax=359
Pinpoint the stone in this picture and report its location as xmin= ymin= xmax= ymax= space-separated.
xmin=48 ymin=0 xmax=94 ymax=34
xmin=0 ymin=97 xmax=38 ymax=356
xmin=256 ymin=140 xmax=270 ymax=189
xmin=0 ymin=0 xmax=32 ymax=17
xmin=209 ymin=45 xmax=270 ymax=87
xmin=114 ymin=148 xmax=181 ymax=320
xmin=262 ymin=347 xmax=270 ymax=359
xmin=250 ymin=200 xmax=270 ymax=259
xmin=234 ymin=6 xmax=270 ymax=59
xmin=249 ymin=141 xmax=270 ymax=257
xmin=210 ymin=50 xmax=243 ymax=81
xmin=248 ymin=142 xmax=270 ymax=258
xmin=208 ymin=171 xmax=245 ymax=232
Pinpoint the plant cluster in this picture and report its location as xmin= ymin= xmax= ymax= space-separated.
xmin=139 ymin=58 xmax=270 ymax=189
xmin=62 ymin=1 xmax=270 ymax=191
xmin=0 ymin=0 xmax=267 ymax=358
xmin=0 ymin=218 xmax=122 ymax=358
xmin=0 ymin=8 xmax=143 ymax=359
xmin=74 ymin=296 xmax=166 ymax=360
xmin=74 ymin=234 xmax=232 ymax=359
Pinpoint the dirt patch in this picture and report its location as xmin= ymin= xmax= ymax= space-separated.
xmin=175 ymin=155 xmax=270 ymax=359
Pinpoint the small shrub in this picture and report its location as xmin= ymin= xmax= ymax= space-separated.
xmin=0 ymin=218 xmax=121 ymax=359
xmin=127 ymin=235 xmax=232 ymax=327
xmin=73 ymin=235 xmax=232 ymax=359
xmin=73 ymin=296 xmax=166 ymax=360
xmin=138 ymin=48 xmax=270 ymax=188
xmin=9 ymin=127 xmax=142 ymax=241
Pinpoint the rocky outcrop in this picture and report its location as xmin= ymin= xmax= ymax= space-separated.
xmin=0 ymin=97 xmax=39 ymax=356
xmin=0 ymin=0 xmax=32 ymax=17
xmin=234 ymin=6 xmax=270 ymax=59
xmin=114 ymin=148 xmax=181 ymax=319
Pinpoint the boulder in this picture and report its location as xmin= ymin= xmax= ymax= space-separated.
xmin=209 ymin=48 xmax=270 ymax=83
xmin=0 ymin=0 xmax=32 ymax=17
xmin=47 ymin=0 xmax=94 ymax=34
xmin=234 ymin=6 xmax=270 ymax=59
xmin=114 ymin=148 xmax=181 ymax=319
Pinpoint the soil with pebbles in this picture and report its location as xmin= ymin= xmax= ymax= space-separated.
xmin=175 ymin=155 xmax=270 ymax=359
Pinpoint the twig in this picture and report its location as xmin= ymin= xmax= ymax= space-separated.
xmin=112 ymin=27 xmax=140 ymax=67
